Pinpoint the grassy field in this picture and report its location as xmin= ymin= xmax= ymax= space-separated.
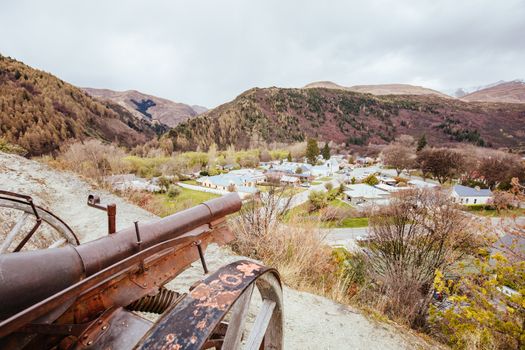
xmin=317 ymin=176 xmax=332 ymax=181
xmin=153 ymin=187 xmax=220 ymax=217
xmin=285 ymin=199 xmax=369 ymax=228
xmin=257 ymin=185 xmax=305 ymax=197
xmin=464 ymin=205 xmax=525 ymax=217
xmin=181 ymin=179 xmax=199 ymax=185
xmin=322 ymin=216 xmax=369 ymax=228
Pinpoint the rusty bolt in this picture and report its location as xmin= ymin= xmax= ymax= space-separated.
xmin=87 ymin=341 xmax=93 ymax=345
xmin=98 ymin=320 xmax=103 ymax=325
xmin=102 ymin=325 xmax=107 ymax=330
xmin=83 ymin=334 xmax=88 ymax=339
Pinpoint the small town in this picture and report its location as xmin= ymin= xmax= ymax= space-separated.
xmin=1 ymin=1 xmax=525 ymax=349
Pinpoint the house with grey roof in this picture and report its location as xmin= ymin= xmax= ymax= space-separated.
xmin=343 ymin=184 xmax=390 ymax=206
xmin=451 ymin=184 xmax=492 ymax=205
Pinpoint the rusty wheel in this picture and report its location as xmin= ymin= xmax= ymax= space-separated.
xmin=0 ymin=190 xmax=79 ymax=253
xmin=135 ymin=260 xmax=283 ymax=350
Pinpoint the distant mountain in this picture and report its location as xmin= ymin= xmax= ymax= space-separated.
xmin=304 ymin=81 xmax=451 ymax=98
xmin=168 ymin=86 xmax=525 ymax=152
xmin=461 ymin=80 xmax=525 ymax=104
xmin=83 ymin=88 xmax=207 ymax=127
xmin=453 ymin=81 xmax=506 ymax=97
xmin=0 ymin=55 xmax=158 ymax=156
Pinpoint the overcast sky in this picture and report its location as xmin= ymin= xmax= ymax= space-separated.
xmin=1 ymin=0 xmax=524 ymax=107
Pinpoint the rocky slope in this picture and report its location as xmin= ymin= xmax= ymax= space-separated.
xmin=0 ymin=55 xmax=159 ymax=156
xmin=168 ymin=86 xmax=525 ymax=151
xmin=83 ymin=87 xmax=207 ymax=127
xmin=304 ymin=81 xmax=451 ymax=98
xmin=0 ymin=152 xmax=439 ymax=349
xmin=461 ymin=80 xmax=525 ymax=104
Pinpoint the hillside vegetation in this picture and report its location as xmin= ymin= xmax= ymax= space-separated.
xmin=168 ymin=87 xmax=525 ymax=151
xmin=0 ymin=55 xmax=159 ymax=156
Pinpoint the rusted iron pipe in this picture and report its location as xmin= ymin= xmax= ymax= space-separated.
xmin=76 ymin=193 xmax=241 ymax=275
xmin=107 ymin=204 xmax=116 ymax=234
xmin=0 ymin=245 xmax=84 ymax=320
xmin=0 ymin=193 xmax=241 ymax=321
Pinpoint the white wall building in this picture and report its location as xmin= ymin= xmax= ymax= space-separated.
xmin=343 ymin=184 xmax=390 ymax=206
xmin=451 ymin=185 xmax=492 ymax=205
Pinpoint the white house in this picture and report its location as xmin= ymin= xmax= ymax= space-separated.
xmin=228 ymin=169 xmax=266 ymax=183
xmin=343 ymin=184 xmax=390 ymax=206
xmin=451 ymin=185 xmax=492 ymax=205
xmin=374 ymin=183 xmax=402 ymax=193
xmin=408 ymin=179 xmax=438 ymax=189
xmin=280 ymin=175 xmax=300 ymax=184
xmin=198 ymin=174 xmax=257 ymax=191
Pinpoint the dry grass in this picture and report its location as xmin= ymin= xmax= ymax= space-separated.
xmin=230 ymin=216 xmax=354 ymax=304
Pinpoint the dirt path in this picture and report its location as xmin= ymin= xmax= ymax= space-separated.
xmin=0 ymin=152 xmax=439 ymax=349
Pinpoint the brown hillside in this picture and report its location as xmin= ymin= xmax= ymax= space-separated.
xmin=169 ymin=87 xmax=525 ymax=151
xmin=461 ymin=81 xmax=525 ymax=104
xmin=304 ymin=81 xmax=451 ymax=98
xmin=83 ymin=88 xmax=206 ymax=127
xmin=0 ymin=55 xmax=158 ymax=156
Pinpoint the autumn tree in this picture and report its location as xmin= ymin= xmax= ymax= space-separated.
xmin=287 ymin=151 xmax=292 ymax=162
xmin=260 ymin=149 xmax=271 ymax=162
xmin=416 ymin=148 xmax=463 ymax=184
xmin=306 ymin=138 xmax=319 ymax=165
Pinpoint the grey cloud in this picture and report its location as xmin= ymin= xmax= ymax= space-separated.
xmin=0 ymin=0 xmax=523 ymax=107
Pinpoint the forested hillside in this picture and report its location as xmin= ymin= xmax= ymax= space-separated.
xmin=0 ymin=55 xmax=159 ymax=156
xmin=169 ymin=87 xmax=525 ymax=151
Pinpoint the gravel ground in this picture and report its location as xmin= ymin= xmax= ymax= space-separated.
xmin=0 ymin=152 xmax=441 ymax=349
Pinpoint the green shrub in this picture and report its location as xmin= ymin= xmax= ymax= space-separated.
xmin=0 ymin=137 xmax=27 ymax=155
xmin=363 ymin=174 xmax=379 ymax=186
xmin=167 ymin=185 xmax=181 ymax=199
xmin=308 ymin=190 xmax=328 ymax=211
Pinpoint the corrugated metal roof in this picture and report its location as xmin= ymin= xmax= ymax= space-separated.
xmin=452 ymin=184 xmax=492 ymax=197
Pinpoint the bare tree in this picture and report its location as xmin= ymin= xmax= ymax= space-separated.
xmin=233 ymin=184 xmax=293 ymax=238
xmin=382 ymin=143 xmax=415 ymax=176
xmin=416 ymin=148 xmax=463 ymax=184
xmin=478 ymin=153 xmax=524 ymax=189
xmin=364 ymin=188 xmax=478 ymax=327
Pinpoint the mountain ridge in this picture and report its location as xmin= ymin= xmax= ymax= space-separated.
xmin=460 ymin=80 xmax=525 ymax=104
xmin=168 ymin=86 xmax=525 ymax=152
xmin=83 ymin=87 xmax=207 ymax=127
xmin=304 ymin=81 xmax=451 ymax=98
xmin=0 ymin=55 xmax=158 ymax=156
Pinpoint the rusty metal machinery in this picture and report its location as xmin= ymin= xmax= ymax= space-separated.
xmin=0 ymin=190 xmax=79 ymax=253
xmin=0 ymin=192 xmax=283 ymax=349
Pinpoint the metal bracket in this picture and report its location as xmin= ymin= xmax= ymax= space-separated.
xmin=193 ymin=240 xmax=209 ymax=274
xmin=87 ymin=194 xmax=116 ymax=234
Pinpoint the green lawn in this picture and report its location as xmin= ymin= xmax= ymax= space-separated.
xmin=153 ymin=187 xmax=220 ymax=217
xmin=317 ymin=176 xmax=332 ymax=181
xmin=463 ymin=205 xmax=525 ymax=218
xmin=181 ymin=179 xmax=199 ymax=185
xmin=321 ymin=217 xmax=369 ymax=228
xmin=284 ymin=199 xmax=368 ymax=228
xmin=257 ymin=186 xmax=305 ymax=197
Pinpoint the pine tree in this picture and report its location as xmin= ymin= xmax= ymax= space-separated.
xmin=287 ymin=152 xmax=292 ymax=162
xmin=321 ymin=143 xmax=330 ymax=160
xmin=417 ymin=134 xmax=427 ymax=152
xmin=306 ymin=138 xmax=319 ymax=165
